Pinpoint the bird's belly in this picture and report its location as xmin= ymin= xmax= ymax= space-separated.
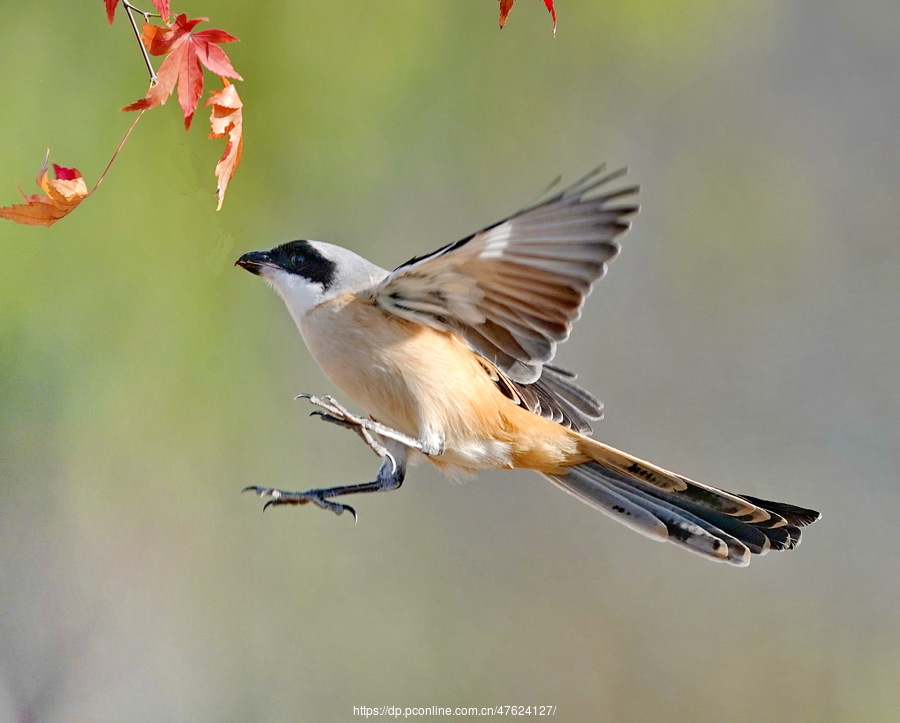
xmin=300 ymin=295 xmax=516 ymax=471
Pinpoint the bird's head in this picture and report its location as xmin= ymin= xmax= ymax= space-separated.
xmin=236 ymin=239 xmax=388 ymax=320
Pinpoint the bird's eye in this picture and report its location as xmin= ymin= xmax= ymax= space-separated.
xmin=290 ymin=253 xmax=304 ymax=268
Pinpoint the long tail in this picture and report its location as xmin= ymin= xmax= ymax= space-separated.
xmin=546 ymin=438 xmax=820 ymax=566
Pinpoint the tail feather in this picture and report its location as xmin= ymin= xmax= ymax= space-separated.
xmin=557 ymin=466 xmax=749 ymax=564
xmin=549 ymin=440 xmax=821 ymax=566
xmin=552 ymin=466 xmax=669 ymax=542
xmin=599 ymin=471 xmax=767 ymax=557
xmin=600 ymin=469 xmax=808 ymax=553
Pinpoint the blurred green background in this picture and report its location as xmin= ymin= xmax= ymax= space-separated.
xmin=2 ymin=1 xmax=899 ymax=720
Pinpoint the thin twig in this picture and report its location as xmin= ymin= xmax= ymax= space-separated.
xmin=89 ymin=110 xmax=146 ymax=195
xmin=122 ymin=1 xmax=157 ymax=84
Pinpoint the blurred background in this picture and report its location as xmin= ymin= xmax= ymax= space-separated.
xmin=2 ymin=1 xmax=899 ymax=720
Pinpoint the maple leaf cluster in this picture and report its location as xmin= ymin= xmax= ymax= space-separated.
xmin=121 ymin=11 xmax=244 ymax=210
xmin=122 ymin=14 xmax=242 ymax=130
xmin=1 ymin=1 xmax=559 ymax=228
xmin=0 ymin=1 xmax=244 ymax=225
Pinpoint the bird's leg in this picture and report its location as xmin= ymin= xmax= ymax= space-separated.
xmin=296 ymin=393 xmax=445 ymax=457
xmin=244 ymin=444 xmax=407 ymax=521
xmin=310 ymin=411 xmax=391 ymax=460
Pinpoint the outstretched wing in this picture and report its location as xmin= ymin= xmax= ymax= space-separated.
xmin=374 ymin=166 xmax=639 ymax=385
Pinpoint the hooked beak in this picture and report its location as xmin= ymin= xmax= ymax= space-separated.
xmin=235 ymin=250 xmax=275 ymax=276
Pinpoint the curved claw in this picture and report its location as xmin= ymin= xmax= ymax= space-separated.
xmin=384 ymin=449 xmax=398 ymax=475
xmin=316 ymin=497 xmax=348 ymax=516
xmin=309 ymin=411 xmax=353 ymax=427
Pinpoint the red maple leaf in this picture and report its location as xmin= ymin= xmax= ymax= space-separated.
xmin=207 ymin=82 xmax=244 ymax=210
xmin=122 ymin=14 xmax=241 ymax=129
xmin=499 ymin=0 xmax=557 ymax=33
xmin=105 ymin=0 xmax=171 ymax=25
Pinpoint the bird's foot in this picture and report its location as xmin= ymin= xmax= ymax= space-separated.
xmin=242 ymin=485 xmax=357 ymax=520
xmin=296 ymin=393 xmax=429 ymax=461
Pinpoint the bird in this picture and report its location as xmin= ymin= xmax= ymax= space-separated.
xmin=235 ymin=166 xmax=820 ymax=566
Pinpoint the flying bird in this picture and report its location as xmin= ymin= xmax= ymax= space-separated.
xmin=236 ymin=167 xmax=820 ymax=566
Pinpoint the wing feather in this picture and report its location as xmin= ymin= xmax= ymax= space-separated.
xmin=376 ymin=166 xmax=638 ymax=384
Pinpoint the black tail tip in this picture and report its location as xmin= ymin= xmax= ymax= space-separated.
xmin=738 ymin=495 xmax=822 ymax=527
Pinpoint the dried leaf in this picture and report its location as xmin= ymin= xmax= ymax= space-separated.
xmin=207 ymin=82 xmax=244 ymax=210
xmin=499 ymin=0 xmax=557 ymax=33
xmin=122 ymin=14 xmax=241 ymax=129
xmin=0 ymin=153 xmax=89 ymax=227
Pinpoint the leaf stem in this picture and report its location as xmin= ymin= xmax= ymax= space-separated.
xmin=122 ymin=1 xmax=157 ymax=85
